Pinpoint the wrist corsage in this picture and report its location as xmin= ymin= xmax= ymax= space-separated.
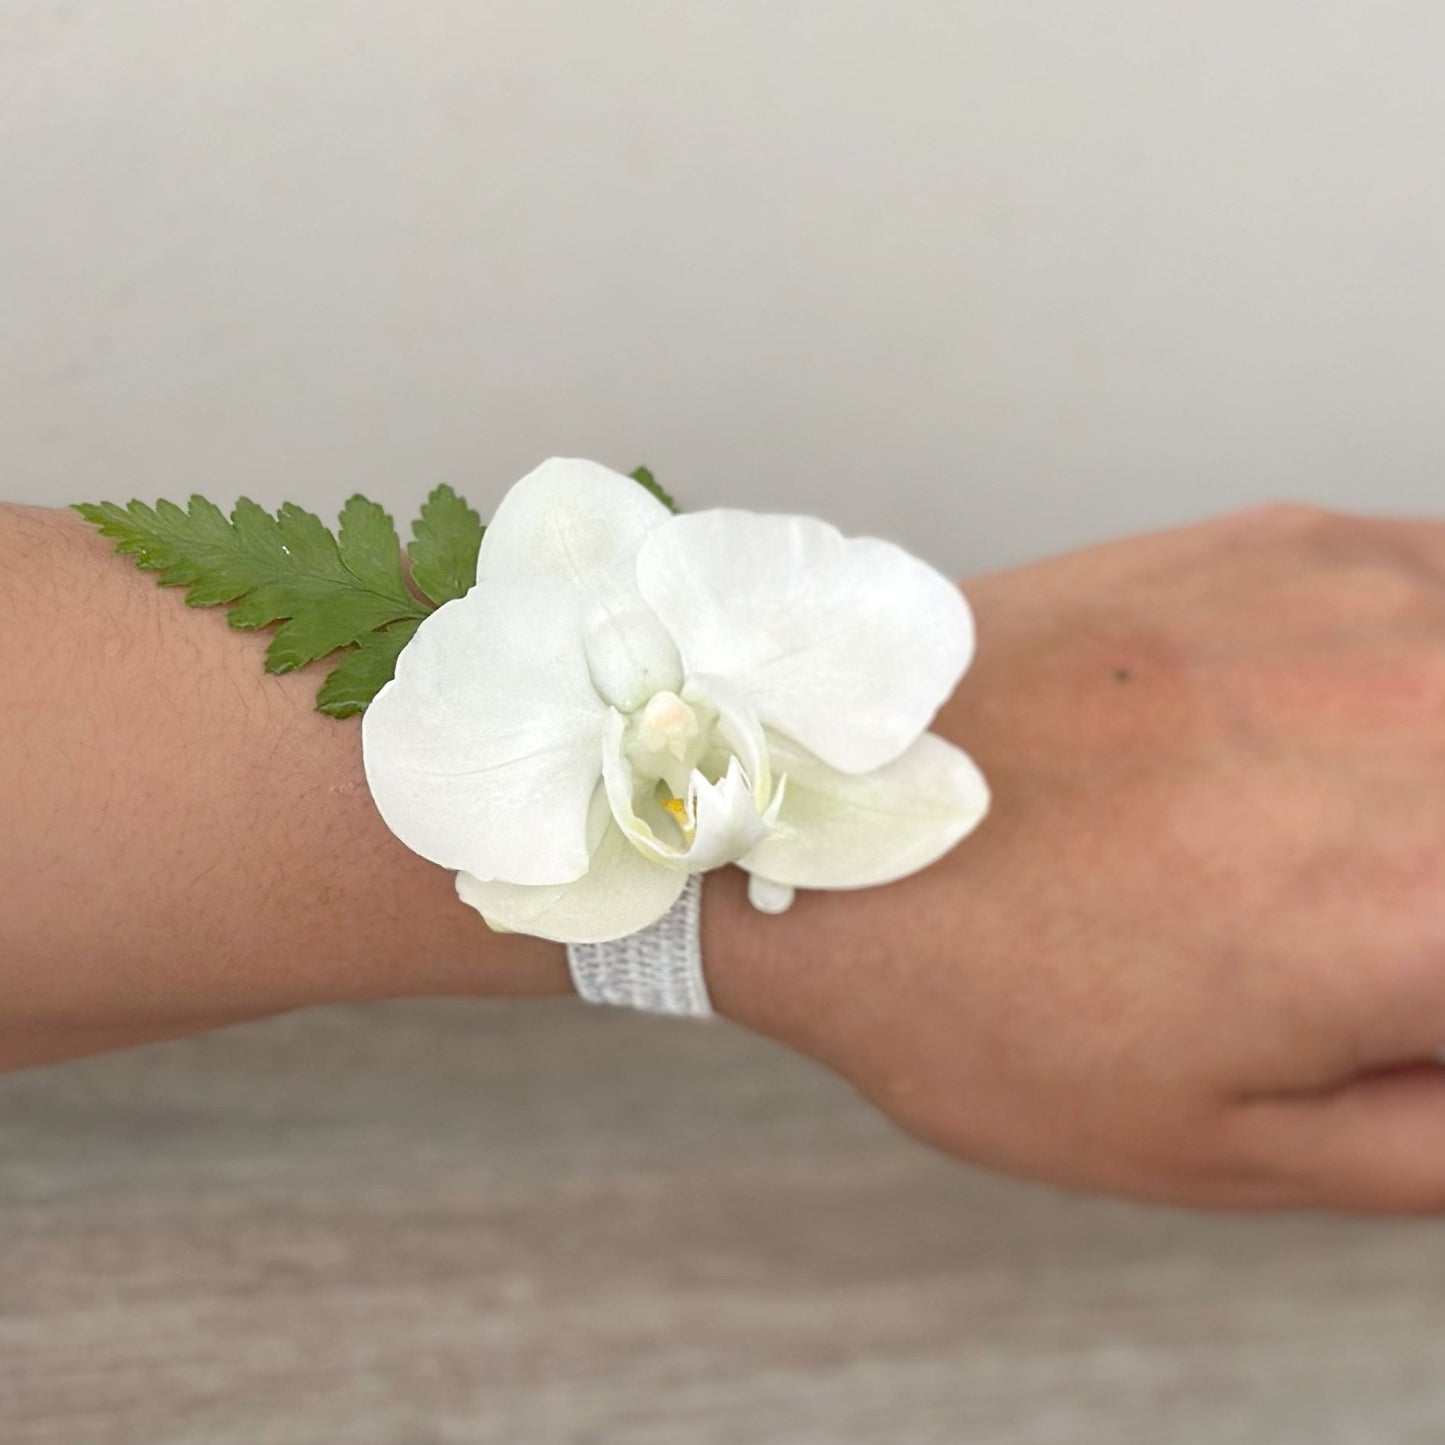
xmin=77 ymin=458 xmax=988 ymax=1015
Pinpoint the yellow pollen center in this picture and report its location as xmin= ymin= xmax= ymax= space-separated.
xmin=660 ymin=795 xmax=691 ymax=829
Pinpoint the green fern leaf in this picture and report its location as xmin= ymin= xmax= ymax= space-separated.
xmin=408 ymin=485 xmax=484 ymax=607
xmin=73 ymin=494 xmax=431 ymax=711
xmin=316 ymin=617 xmax=424 ymax=718
xmin=630 ymin=466 xmax=677 ymax=512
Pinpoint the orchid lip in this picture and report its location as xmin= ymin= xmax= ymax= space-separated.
xmin=602 ymin=681 xmax=782 ymax=873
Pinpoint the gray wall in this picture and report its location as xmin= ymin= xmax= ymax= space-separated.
xmin=4 ymin=3 xmax=1444 ymax=575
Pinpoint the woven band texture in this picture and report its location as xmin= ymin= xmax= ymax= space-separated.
xmin=565 ymin=874 xmax=710 ymax=1017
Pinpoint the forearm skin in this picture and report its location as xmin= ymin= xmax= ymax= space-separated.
xmin=0 ymin=504 xmax=576 ymax=1069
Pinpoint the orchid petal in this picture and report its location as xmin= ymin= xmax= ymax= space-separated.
xmin=476 ymin=456 xmax=672 ymax=588
xmin=477 ymin=457 xmax=680 ymax=711
xmin=362 ymin=577 xmax=606 ymax=886
xmin=740 ymin=730 xmax=989 ymax=890
xmin=636 ymin=510 xmax=973 ymax=774
xmin=456 ymin=821 xmax=687 ymax=944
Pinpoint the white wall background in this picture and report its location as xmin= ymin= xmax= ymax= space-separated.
xmin=3 ymin=2 xmax=1444 ymax=574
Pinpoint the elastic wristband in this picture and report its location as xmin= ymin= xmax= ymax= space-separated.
xmin=566 ymin=875 xmax=710 ymax=1017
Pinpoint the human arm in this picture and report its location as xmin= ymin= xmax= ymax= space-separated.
xmin=0 ymin=501 xmax=570 ymax=1068
xmin=712 ymin=502 xmax=1445 ymax=1213
xmin=7 ymin=499 xmax=1445 ymax=1212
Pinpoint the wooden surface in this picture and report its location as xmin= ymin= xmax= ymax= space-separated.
xmin=4 ymin=999 xmax=1445 ymax=1444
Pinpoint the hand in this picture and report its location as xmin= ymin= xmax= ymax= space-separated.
xmin=707 ymin=504 xmax=1445 ymax=1213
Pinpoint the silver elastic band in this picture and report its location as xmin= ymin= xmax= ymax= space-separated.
xmin=565 ymin=874 xmax=710 ymax=1017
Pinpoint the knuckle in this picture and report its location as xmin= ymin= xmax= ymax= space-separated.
xmin=1342 ymin=556 xmax=1442 ymax=622
xmin=1118 ymin=1100 xmax=1258 ymax=1191
xmin=1326 ymin=581 xmax=1444 ymax=645
xmin=1323 ymin=1173 xmax=1445 ymax=1217
xmin=1225 ymin=1104 xmax=1445 ymax=1215
xmin=1242 ymin=503 xmax=1407 ymax=574
xmin=1207 ymin=1103 xmax=1329 ymax=1193
xmin=1242 ymin=501 xmax=1349 ymax=540
xmin=1178 ymin=1121 xmax=1273 ymax=1187
xmin=1255 ymin=510 xmax=1445 ymax=628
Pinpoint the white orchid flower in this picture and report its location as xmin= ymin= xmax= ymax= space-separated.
xmin=361 ymin=458 xmax=989 ymax=943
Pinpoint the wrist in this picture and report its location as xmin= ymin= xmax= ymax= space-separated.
xmin=699 ymin=667 xmax=993 ymax=1071
xmin=700 ymin=862 xmax=871 ymax=1068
